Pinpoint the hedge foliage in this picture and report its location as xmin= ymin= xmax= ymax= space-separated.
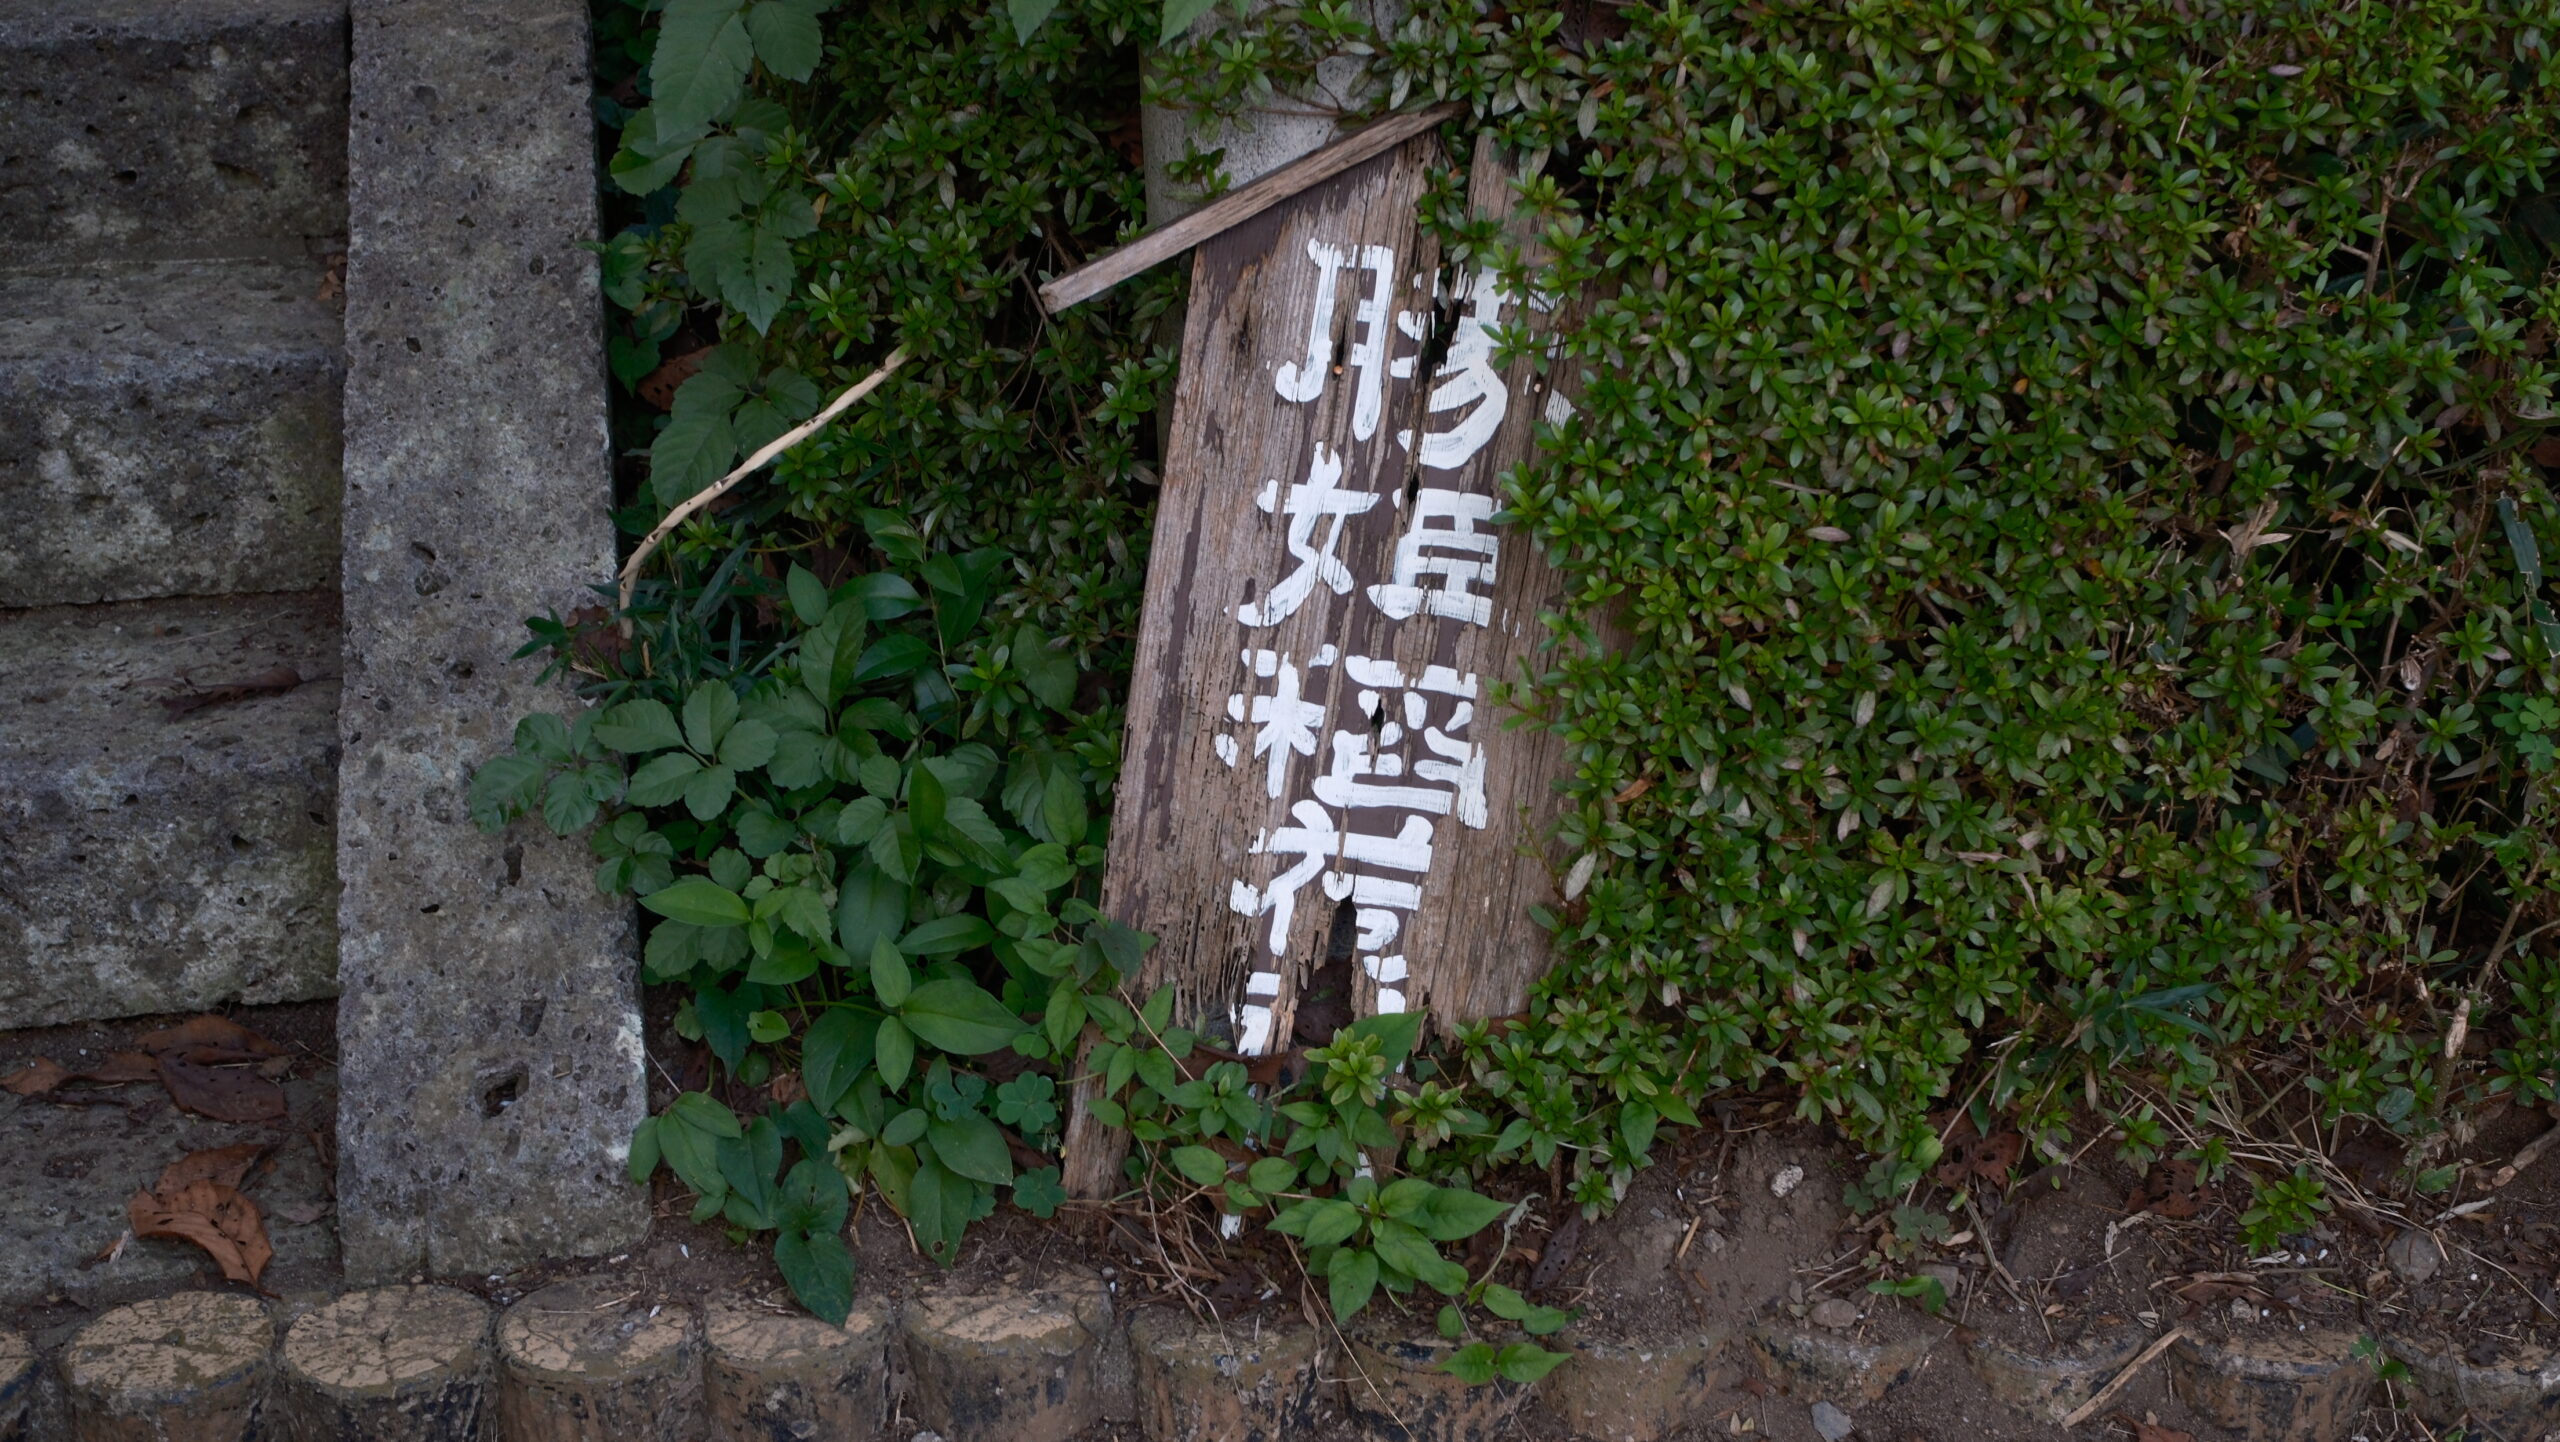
xmin=1342 ymin=0 xmax=2560 ymax=1196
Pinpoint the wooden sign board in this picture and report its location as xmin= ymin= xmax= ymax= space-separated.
xmin=1064 ymin=133 xmax=1580 ymax=1193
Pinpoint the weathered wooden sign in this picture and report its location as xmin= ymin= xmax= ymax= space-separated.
xmin=1061 ymin=132 xmax=1581 ymax=1194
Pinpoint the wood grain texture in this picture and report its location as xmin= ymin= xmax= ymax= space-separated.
xmin=1038 ymin=103 xmax=1462 ymax=314
xmin=1062 ymin=135 xmax=1584 ymax=1195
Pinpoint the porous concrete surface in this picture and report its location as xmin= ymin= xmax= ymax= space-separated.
xmin=0 ymin=0 xmax=348 ymax=263
xmin=0 ymin=592 xmax=340 ymax=1029
xmin=0 ymin=256 xmax=344 ymax=607
xmin=331 ymin=0 xmax=642 ymax=1280
xmin=0 ymin=1075 xmax=336 ymax=1308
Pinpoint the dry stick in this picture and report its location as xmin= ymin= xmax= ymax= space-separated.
xmin=616 ymin=346 xmax=910 ymax=628
xmin=2058 ymin=1326 xmax=2188 ymax=1429
xmin=1036 ymin=103 xmax=1463 ymax=314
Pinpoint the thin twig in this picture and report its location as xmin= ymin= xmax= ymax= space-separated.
xmin=2060 ymin=1326 xmax=2186 ymax=1428
xmin=617 ymin=346 xmax=910 ymax=630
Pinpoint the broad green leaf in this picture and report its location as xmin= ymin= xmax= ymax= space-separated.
xmin=870 ymin=936 xmax=913 ymax=1009
xmin=626 ymin=1115 xmax=662 ymax=1184
xmin=643 ymin=877 xmax=753 ymax=928
xmin=875 ymin=1015 xmax=915 ymax=1091
xmin=900 ymin=914 xmax=994 ymax=957
xmin=800 ymin=1008 xmax=874 ymax=1113
xmin=594 ymin=699 xmax=686 ymax=754
xmin=1246 ymin=1157 xmax=1298 ymax=1193
xmin=719 ymin=718 xmax=778 ymax=770
xmin=909 ymin=761 xmax=948 ymax=839
xmin=1440 ymin=1342 xmax=1500 ymax=1386
xmin=745 ymin=0 xmax=825 ymax=80
xmin=467 ymin=753 xmax=545 ymax=830
xmin=774 ymin=1229 xmax=854 ymax=1325
xmin=648 ymin=395 xmax=737 ymax=507
xmin=1415 ymin=1186 xmax=1512 ymax=1242
xmin=1169 ymin=1145 xmax=1227 ymax=1188
xmin=684 ymin=763 xmax=738 ymax=820
xmin=786 ymin=564 xmax=831 ymax=626
xmin=777 ymin=1155 xmax=849 ymax=1236
xmin=926 ymin=1110 xmax=1014 ymax=1186
xmin=1494 ymin=1343 xmax=1570 ymax=1384
xmin=855 ymin=634 xmax=934 ymax=682
xmin=1327 ymin=1246 xmax=1380 ymax=1321
xmin=1160 ymin=0 xmax=1220 ymax=43
xmin=626 ymin=751 xmax=705 ymax=807
xmin=835 ymin=862 xmax=908 ymax=957
xmin=833 ymin=797 xmax=891 ymax=846
xmin=899 ymin=979 xmax=1027 ymax=1054
xmin=668 ymin=1090 xmax=744 ymax=1139
xmin=1013 ymin=624 xmax=1078 ymax=711
xmin=651 ymin=0 xmax=754 ymax=137
xmin=683 ymin=683 xmax=741 ymax=754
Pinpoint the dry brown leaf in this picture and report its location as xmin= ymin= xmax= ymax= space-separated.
xmin=1 ymin=1058 xmax=70 ymax=1095
xmin=2133 ymin=1421 xmax=2195 ymax=1442
xmin=156 ymin=1054 xmax=287 ymax=1124
xmin=1613 ymin=775 xmax=1655 ymax=804
xmin=135 ymin=1016 xmax=286 ymax=1058
xmin=155 ymin=1143 xmax=271 ymax=1194
xmin=637 ymin=347 xmax=707 ymax=410
xmin=128 ymin=1179 xmax=272 ymax=1285
xmin=2129 ymin=1158 xmax=2209 ymax=1219
xmin=83 ymin=1051 xmax=161 ymax=1084
xmin=1931 ymin=1113 xmax=2025 ymax=1188
xmin=157 ymin=666 xmax=305 ymax=718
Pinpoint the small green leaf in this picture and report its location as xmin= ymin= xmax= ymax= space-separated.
xmin=1415 ymin=1186 xmax=1512 ymax=1242
xmin=1013 ymin=1167 xmax=1067 ymax=1218
xmin=1328 ymin=1246 xmax=1380 ymax=1321
xmin=875 ymin=1015 xmax=916 ymax=1091
xmin=899 ymin=979 xmax=1027 ymax=1053
xmin=1493 ymin=1343 xmax=1570 ymax=1384
xmin=594 ymin=699 xmax=686 ymax=754
xmin=683 ymin=682 xmax=741 ymax=755
xmin=901 ymin=913 xmax=995 ymax=957
xmin=774 ymin=1229 xmax=854 ymax=1325
xmin=870 ymin=936 xmax=913 ymax=1009
xmin=1160 ymin=0 xmax=1219 ymax=44
xmin=1169 ymin=1145 xmax=1228 ymax=1187
xmin=644 ymin=876 xmax=753 ymax=928
xmin=926 ymin=1110 xmax=1014 ymax=1186
xmin=1440 ymin=1341 xmax=1499 ymax=1386
xmin=745 ymin=0 xmax=825 ymax=81
xmin=1007 ymin=0 xmax=1059 ymax=44
xmin=627 ymin=1115 xmax=662 ymax=1184
xmin=800 ymin=1008 xmax=874 ymax=1113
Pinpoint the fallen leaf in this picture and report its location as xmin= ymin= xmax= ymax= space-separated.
xmin=128 ymin=1179 xmax=272 ymax=1285
xmin=2128 ymin=1158 xmax=2209 ymax=1219
xmin=1613 ymin=775 xmax=1655 ymax=804
xmin=156 ymin=1054 xmax=287 ymax=1123
xmin=637 ymin=347 xmax=707 ymax=410
xmin=1 ymin=1058 xmax=70 ymax=1095
xmin=158 ymin=666 xmax=306 ymax=718
xmin=2133 ymin=1421 xmax=2195 ymax=1442
xmin=768 ymin=1070 xmax=805 ymax=1107
xmin=135 ymin=1016 xmax=286 ymax=1058
xmin=82 ymin=1052 xmax=161 ymax=1084
xmin=270 ymin=1200 xmax=332 ymax=1227
xmin=1931 ymin=1113 xmax=2025 ymax=1188
xmin=155 ymin=1143 xmax=271 ymax=1193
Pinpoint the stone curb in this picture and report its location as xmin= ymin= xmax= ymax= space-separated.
xmin=2385 ymin=1330 xmax=2560 ymax=1442
xmin=2168 ymin=1329 xmax=2375 ymax=1442
xmin=15 ymin=1275 xmax=2555 ymax=1442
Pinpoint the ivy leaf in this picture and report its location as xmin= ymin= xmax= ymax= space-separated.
xmin=651 ymin=0 xmax=754 ymax=139
xmin=745 ymin=0 xmax=826 ymax=80
xmin=774 ymin=1228 xmax=854 ymax=1325
xmin=643 ymin=877 xmax=753 ymax=928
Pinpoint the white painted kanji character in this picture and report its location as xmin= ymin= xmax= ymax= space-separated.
xmin=1228 ymin=800 xmax=1340 ymax=957
xmin=1235 ymin=970 xmax=1282 ymax=1057
xmin=1314 ymin=726 xmax=1456 ymax=815
xmin=1219 ymin=648 xmax=1325 ymax=798
xmin=1237 ymin=444 xmax=1379 ymax=628
xmin=1392 ymin=268 xmax=1512 ymax=470
xmin=1368 ymin=487 xmax=1499 ymax=626
xmin=1274 ymin=240 xmax=1397 ymax=442
xmin=1413 ymin=701 xmax=1488 ymax=829
xmin=1364 ymin=952 xmax=1409 ymax=1013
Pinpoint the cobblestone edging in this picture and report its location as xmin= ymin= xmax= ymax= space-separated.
xmin=0 ymin=1275 xmax=2546 ymax=1441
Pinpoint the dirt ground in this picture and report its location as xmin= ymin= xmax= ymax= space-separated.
xmin=6 ymin=1000 xmax=2553 ymax=1442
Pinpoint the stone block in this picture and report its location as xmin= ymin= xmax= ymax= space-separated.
xmin=1129 ymin=1307 xmax=1330 ymax=1442
xmin=701 ymin=1294 xmax=892 ymax=1441
xmin=1341 ymin=1327 xmax=1532 ymax=1442
xmin=1537 ymin=1327 xmax=1735 ymax=1442
xmin=1958 ymin=1322 xmax=2149 ymax=1425
xmin=1744 ymin=1316 xmax=1936 ymax=1405
xmin=901 ymin=1276 xmax=1112 ymax=1442
xmin=61 ymin=1291 xmax=275 ymax=1441
xmin=331 ymin=0 xmax=643 ymax=1280
xmin=497 ymin=1279 xmax=702 ymax=1442
xmin=0 ymin=256 xmax=343 ymax=608
xmin=0 ymin=593 xmax=339 ymax=1029
xmin=271 ymin=1285 xmax=496 ymax=1441
xmin=2387 ymin=1331 xmax=2560 ymax=1442
xmin=0 ymin=1073 xmax=337 ymax=1307
xmin=2168 ymin=1330 xmax=2372 ymax=1442
xmin=0 ymin=0 xmax=347 ymax=262
xmin=0 ymin=1329 xmax=29 ymax=1439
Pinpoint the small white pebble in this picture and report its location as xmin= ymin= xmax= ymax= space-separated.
xmin=680 ymin=1244 xmax=690 ymax=1259
xmin=1771 ymin=1164 xmax=1805 ymax=1198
